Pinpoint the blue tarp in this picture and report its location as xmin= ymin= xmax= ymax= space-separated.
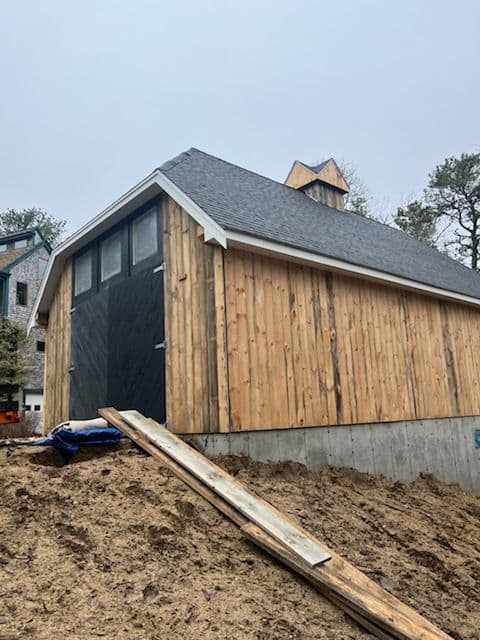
xmin=35 ymin=426 xmax=122 ymax=460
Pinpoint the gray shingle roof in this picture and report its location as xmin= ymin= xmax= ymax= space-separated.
xmin=160 ymin=148 xmax=480 ymax=300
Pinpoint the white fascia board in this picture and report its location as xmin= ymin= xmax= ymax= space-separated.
xmin=225 ymin=230 xmax=480 ymax=309
xmin=29 ymin=170 xmax=226 ymax=330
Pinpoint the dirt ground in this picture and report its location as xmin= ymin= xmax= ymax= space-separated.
xmin=0 ymin=441 xmax=479 ymax=640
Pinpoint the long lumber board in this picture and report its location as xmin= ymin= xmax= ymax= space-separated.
xmin=99 ymin=408 xmax=451 ymax=640
xmin=118 ymin=409 xmax=330 ymax=565
xmin=99 ymin=407 xmax=394 ymax=638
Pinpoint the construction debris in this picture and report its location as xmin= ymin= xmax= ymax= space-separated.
xmin=100 ymin=407 xmax=453 ymax=640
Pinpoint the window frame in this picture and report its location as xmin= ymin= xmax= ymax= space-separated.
xmin=72 ymin=246 xmax=96 ymax=304
xmin=16 ymin=281 xmax=28 ymax=306
xmin=129 ymin=202 xmax=163 ymax=275
xmin=98 ymin=224 xmax=128 ymax=290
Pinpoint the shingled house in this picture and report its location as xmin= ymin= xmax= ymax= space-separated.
xmin=32 ymin=149 xmax=480 ymax=491
xmin=0 ymin=228 xmax=51 ymax=420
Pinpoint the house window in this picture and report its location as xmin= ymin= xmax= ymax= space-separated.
xmin=25 ymin=404 xmax=31 ymax=411
xmin=16 ymin=282 xmax=28 ymax=306
xmin=37 ymin=341 xmax=45 ymax=352
xmin=100 ymin=230 xmax=122 ymax=282
xmin=74 ymin=250 xmax=93 ymax=296
xmin=34 ymin=405 xmax=40 ymax=412
xmin=14 ymin=239 xmax=28 ymax=249
xmin=0 ymin=244 xmax=6 ymax=253
xmin=132 ymin=208 xmax=158 ymax=265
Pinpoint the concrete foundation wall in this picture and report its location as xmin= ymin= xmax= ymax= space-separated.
xmin=189 ymin=416 xmax=480 ymax=495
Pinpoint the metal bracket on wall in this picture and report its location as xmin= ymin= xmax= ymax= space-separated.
xmin=154 ymin=340 xmax=167 ymax=350
xmin=68 ymin=365 xmax=75 ymax=374
xmin=70 ymin=307 xmax=76 ymax=315
xmin=153 ymin=263 xmax=166 ymax=273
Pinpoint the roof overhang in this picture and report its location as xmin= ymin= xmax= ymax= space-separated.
xmin=30 ymin=170 xmax=480 ymax=331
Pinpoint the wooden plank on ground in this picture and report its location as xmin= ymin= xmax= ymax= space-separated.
xmin=99 ymin=407 xmax=452 ymax=640
xmin=116 ymin=408 xmax=331 ymax=566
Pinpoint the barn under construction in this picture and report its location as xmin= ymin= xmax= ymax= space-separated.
xmin=31 ymin=148 xmax=480 ymax=492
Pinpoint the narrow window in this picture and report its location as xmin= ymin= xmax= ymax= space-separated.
xmin=14 ymin=239 xmax=28 ymax=249
xmin=37 ymin=341 xmax=45 ymax=352
xmin=74 ymin=250 xmax=93 ymax=296
xmin=25 ymin=404 xmax=31 ymax=411
xmin=132 ymin=208 xmax=158 ymax=265
xmin=34 ymin=405 xmax=41 ymax=412
xmin=16 ymin=282 xmax=28 ymax=306
xmin=0 ymin=244 xmax=6 ymax=253
xmin=101 ymin=231 xmax=122 ymax=282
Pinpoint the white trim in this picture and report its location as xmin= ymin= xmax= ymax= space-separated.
xmin=225 ymin=231 xmax=480 ymax=308
xmin=29 ymin=169 xmax=226 ymax=330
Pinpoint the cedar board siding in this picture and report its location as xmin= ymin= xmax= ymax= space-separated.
xmin=163 ymin=196 xmax=226 ymax=433
xmin=43 ymin=258 xmax=72 ymax=432
xmin=224 ymin=248 xmax=480 ymax=431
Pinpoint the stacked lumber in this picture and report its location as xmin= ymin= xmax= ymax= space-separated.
xmin=99 ymin=408 xmax=452 ymax=640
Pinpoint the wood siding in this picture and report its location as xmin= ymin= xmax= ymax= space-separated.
xmin=224 ymin=249 xmax=480 ymax=431
xmin=43 ymin=258 xmax=72 ymax=432
xmin=163 ymin=196 xmax=225 ymax=433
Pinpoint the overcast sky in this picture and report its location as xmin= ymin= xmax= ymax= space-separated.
xmin=1 ymin=0 xmax=479 ymax=234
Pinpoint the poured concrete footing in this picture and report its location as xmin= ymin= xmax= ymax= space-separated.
xmin=188 ymin=416 xmax=480 ymax=495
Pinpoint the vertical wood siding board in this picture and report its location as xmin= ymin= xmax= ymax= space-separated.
xmin=364 ymin=285 xmax=382 ymax=422
xmin=453 ymin=306 xmax=470 ymax=414
xmin=205 ymin=245 xmax=219 ymax=432
xmin=289 ymin=262 xmax=308 ymax=427
xmin=350 ymin=280 xmax=367 ymax=423
xmin=213 ymin=246 xmax=230 ymax=432
xmin=465 ymin=307 xmax=480 ymax=413
xmin=279 ymin=261 xmax=297 ymax=427
xmin=317 ymin=272 xmax=336 ymax=424
xmin=444 ymin=305 xmax=469 ymax=415
xmin=384 ymin=287 xmax=402 ymax=421
xmin=195 ymin=225 xmax=209 ymax=430
xmin=236 ymin=251 xmax=252 ymax=429
xmin=307 ymin=267 xmax=327 ymax=425
xmin=296 ymin=265 xmax=316 ymax=426
xmin=263 ymin=257 xmax=283 ymax=427
xmin=225 ymin=251 xmax=241 ymax=430
xmin=428 ymin=301 xmax=448 ymax=417
xmin=246 ymin=252 xmax=262 ymax=428
xmin=335 ymin=275 xmax=356 ymax=423
xmin=162 ymin=200 xmax=173 ymax=428
xmin=405 ymin=296 xmax=423 ymax=418
xmin=310 ymin=270 xmax=329 ymax=425
xmin=399 ymin=292 xmax=419 ymax=419
xmin=439 ymin=302 xmax=459 ymax=416
xmin=182 ymin=208 xmax=195 ymax=432
xmin=174 ymin=203 xmax=187 ymax=431
xmin=252 ymin=255 xmax=269 ymax=428
xmin=273 ymin=258 xmax=290 ymax=427
xmin=193 ymin=220 xmax=208 ymax=431
xmin=396 ymin=291 xmax=415 ymax=420
xmin=325 ymin=272 xmax=342 ymax=424
xmin=170 ymin=201 xmax=184 ymax=430
xmin=361 ymin=282 xmax=378 ymax=423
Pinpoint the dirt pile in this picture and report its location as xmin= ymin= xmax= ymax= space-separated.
xmin=0 ymin=442 xmax=479 ymax=639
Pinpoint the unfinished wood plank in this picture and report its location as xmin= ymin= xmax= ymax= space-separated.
xmin=101 ymin=407 xmax=451 ymax=640
xmin=117 ymin=409 xmax=331 ymax=566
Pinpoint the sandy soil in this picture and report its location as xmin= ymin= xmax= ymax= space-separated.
xmin=0 ymin=441 xmax=479 ymax=640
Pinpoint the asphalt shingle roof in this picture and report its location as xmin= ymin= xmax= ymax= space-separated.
xmin=160 ymin=148 xmax=480 ymax=300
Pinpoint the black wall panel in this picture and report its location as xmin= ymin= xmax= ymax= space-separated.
xmin=70 ymin=268 xmax=165 ymax=422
